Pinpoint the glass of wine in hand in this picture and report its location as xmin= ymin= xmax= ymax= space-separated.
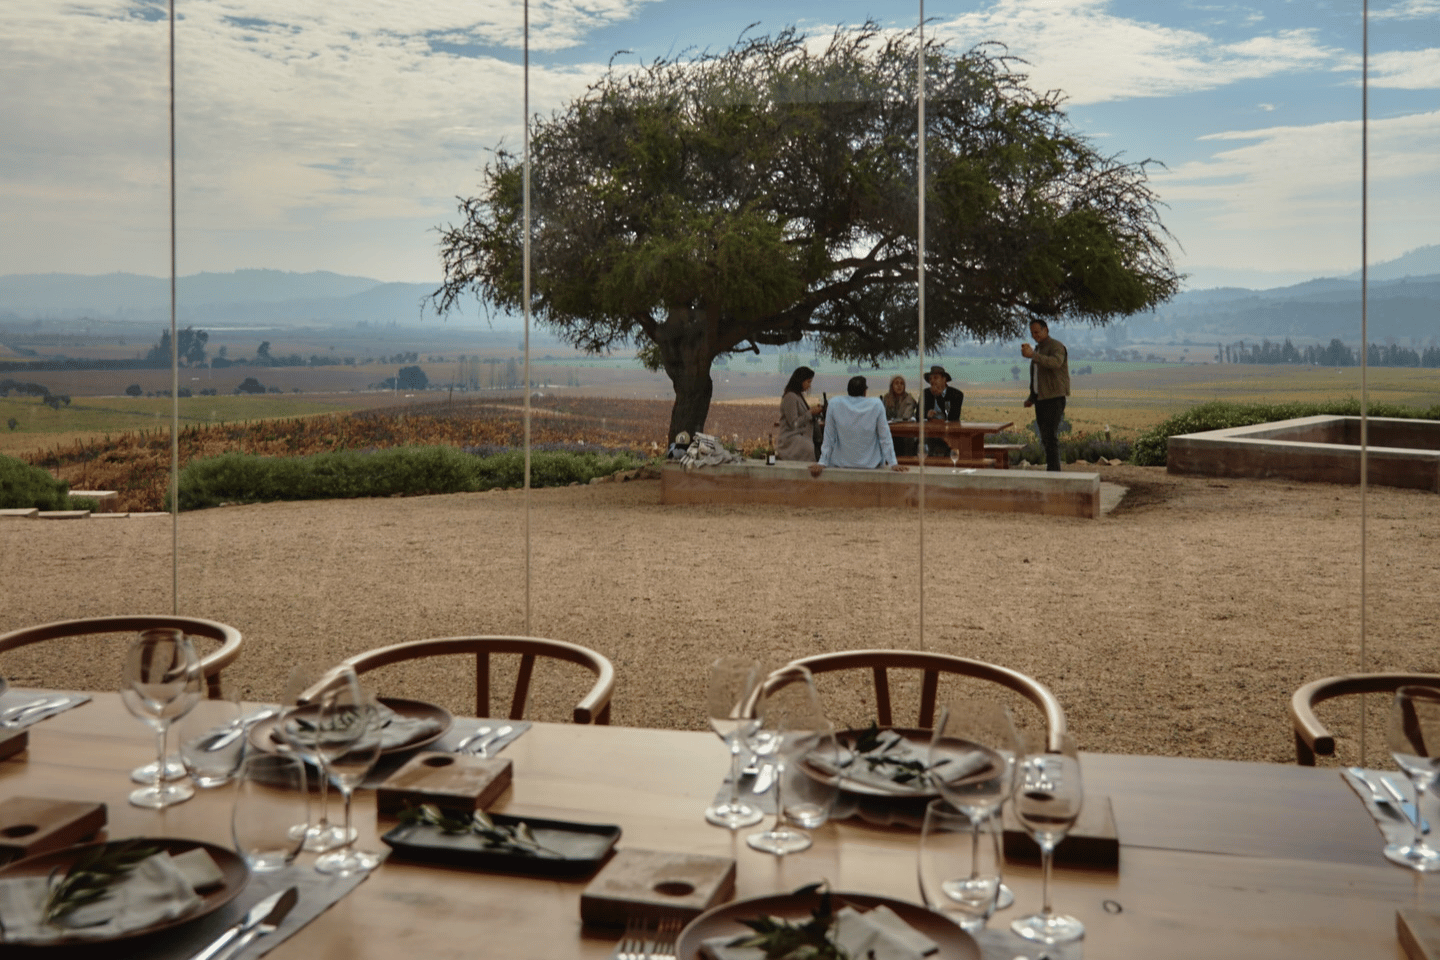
xmin=704 ymin=656 xmax=765 ymax=829
xmin=1385 ymin=685 xmax=1440 ymax=871
xmin=121 ymin=629 xmax=202 ymax=808
xmin=1010 ymin=733 xmax=1085 ymax=945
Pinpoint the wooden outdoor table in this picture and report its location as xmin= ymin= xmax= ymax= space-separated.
xmin=0 ymin=691 xmax=1429 ymax=959
xmin=887 ymin=421 xmax=1013 ymax=467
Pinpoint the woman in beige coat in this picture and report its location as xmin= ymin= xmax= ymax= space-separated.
xmin=776 ymin=366 xmax=822 ymax=461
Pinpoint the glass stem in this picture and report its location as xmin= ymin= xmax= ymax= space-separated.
xmin=727 ymin=739 xmax=744 ymax=807
xmin=1413 ymin=774 xmax=1429 ymax=850
xmin=153 ymin=725 xmax=168 ymax=788
xmin=340 ymin=784 xmax=355 ymax=854
xmin=316 ymin=761 xmax=331 ymax=826
xmin=769 ymin=760 xmax=787 ymax=835
xmin=969 ymin=818 xmax=983 ymax=880
xmin=1040 ymin=843 xmax=1055 ymax=918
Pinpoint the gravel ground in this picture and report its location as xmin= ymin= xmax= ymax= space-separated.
xmin=3 ymin=464 xmax=1437 ymax=767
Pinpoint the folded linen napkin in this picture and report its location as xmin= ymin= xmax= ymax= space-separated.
xmin=0 ymin=850 xmax=207 ymax=943
xmin=808 ymin=733 xmax=991 ymax=796
xmin=273 ymin=701 xmax=443 ymax=753
xmin=0 ymin=692 xmax=92 ymax=730
xmin=700 ymin=904 xmax=939 ymax=960
xmin=1342 ymin=767 xmax=1423 ymax=847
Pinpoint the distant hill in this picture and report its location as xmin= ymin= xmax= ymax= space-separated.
xmin=0 ymin=269 xmax=509 ymax=329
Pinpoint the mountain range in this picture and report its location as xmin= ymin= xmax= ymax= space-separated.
xmin=2 ymin=244 xmax=1438 ymax=344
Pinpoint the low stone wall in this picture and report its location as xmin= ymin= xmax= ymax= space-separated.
xmin=661 ymin=461 xmax=1101 ymax=518
xmin=1167 ymin=416 xmax=1440 ymax=491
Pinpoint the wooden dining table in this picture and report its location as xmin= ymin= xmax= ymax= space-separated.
xmin=0 ymin=691 xmax=1429 ymax=959
xmin=886 ymin=421 xmax=1014 ymax=467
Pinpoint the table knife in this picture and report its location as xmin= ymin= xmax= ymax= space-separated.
xmin=752 ymin=761 xmax=776 ymax=795
xmin=210 ymin=885 xmax=299 ymax=960
xmin=472 ymin=724 xmax=515 ymax=757
xmin=188 ymin=887 xmax=291 ymax=960
xmin=0 ymin=696 xmax=67 ymax=726
xmin=1379 ymin=775 xmax=1430 ymax=833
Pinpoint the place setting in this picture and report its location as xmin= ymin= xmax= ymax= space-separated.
xmin=0 ymin=640 xmax=396 ymax=957
xmin=687 ymin=657 xmax=1093 ymax=960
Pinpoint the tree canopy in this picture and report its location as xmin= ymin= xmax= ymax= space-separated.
xmin=434 ymin=22 xmax=1180 ymax=439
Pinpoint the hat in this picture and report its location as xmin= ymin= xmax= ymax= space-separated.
xmin=926 ymin=365 xmax=952 ymax=383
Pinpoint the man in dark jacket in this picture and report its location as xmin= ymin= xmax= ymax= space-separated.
xmin=1022 ymin=319 xmax=1071 ymax=471
xmin=921 ymin=365 xmax=963 ymax=458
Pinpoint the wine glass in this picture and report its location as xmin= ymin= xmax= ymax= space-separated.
xmin=177 ymin=685 xmax=245 ymax=788
xmin=1010 ymin=734 xmax=1085 ymax=945
xmin=121 ymin=629 xmax=203 ymax=808
xmin=950 ymin=448 xmax=961 ymax=472
xmin=928 ymin=701 xmax=1020 ymax=910
xmin=315 ymin=689 xmax=385 ymax=875
xmin=746 ymin=665 xmax=830 ymax=856
xmin=1384 ymin=685 xmax=1440 ymax=871
xmin=278 ymin=661 xmax=361 ymax=852
xmin=918 ymin=798 xmax=1003 ymax=933
xmin=704 ymin=656 xmax=765 ymax=829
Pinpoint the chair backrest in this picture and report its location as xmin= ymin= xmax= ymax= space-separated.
xmin=786 ymin=648 xmax=1067 ymax=751
xmin=342 ymin=635 xmax=614 ymax=724
xmin=0 ymin=615 xmax=243 ymax=699
xmin=1290 ymin=673 xmax=1440 ymax=765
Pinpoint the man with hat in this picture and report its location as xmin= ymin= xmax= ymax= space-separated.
xmin=809 ymin=376 xmax=908 ymax=476
xmin=921 ymin=364 xmax=964 ymax=458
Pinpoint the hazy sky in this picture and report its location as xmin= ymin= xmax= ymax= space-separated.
xmin=1 ymin=0 xmax=1436 ymax=288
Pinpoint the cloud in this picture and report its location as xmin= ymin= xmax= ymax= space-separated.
xmin=0 ymin=0 xmax=652 ymax=278
xmin=1369 ymin=48 xmax=1440 ymax=90
xmin=1370 ymin=0 xmax=1440 ymax=21
xmin=932 ymin=0 xmax=1345 ymax=104
xmin=1155 ymin=110 xmax=1440 ymax=270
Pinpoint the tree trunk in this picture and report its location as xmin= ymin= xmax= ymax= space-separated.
xmin=657 ymin=308 xmax=719 ymax=442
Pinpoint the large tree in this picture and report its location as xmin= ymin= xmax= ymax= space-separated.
xmin=434 ymin=23 xmax=1180 ymax=440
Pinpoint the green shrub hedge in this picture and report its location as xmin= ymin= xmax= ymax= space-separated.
xmin=175 ymin=446 xmax=647 ymax=510
xmin=0 ymin=454 xmax=75 ymax=510
xmin=1131 ymin=399 xmax=1440 ymax=467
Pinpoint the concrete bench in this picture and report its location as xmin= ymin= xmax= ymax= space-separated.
xmin=0 ymin=508 xmax=40 ymax=520
xmin=661 ymin=461 xmax=1101 ymax=518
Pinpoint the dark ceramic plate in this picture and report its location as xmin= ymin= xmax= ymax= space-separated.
xmin=0 ymin=838 xmax=248 ymax=948
xmin=380 ymin=814 xmax=620 ymax=877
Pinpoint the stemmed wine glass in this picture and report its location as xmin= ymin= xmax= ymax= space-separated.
xmin=928 ymin=701 xmax=1021 ymax=911
xmin=746 ymin=665 xmax=830 ymax=856
xmin=1384 ymin=685 xmax=1440 ymax=871
xmin=950 ymin=448 xmax=961 ymax=472
xmin=1010 ymin=733 xmax=1085 ymax=945
xmin=704 ymin=656 xmax=765 ymax=829
xmin=121 ymin=629 xmax=203 ymax=808
xmin=315 ymin=688 xmax=385 ymax=875
xmin=279 ymin=661 xmax=361 ymax=852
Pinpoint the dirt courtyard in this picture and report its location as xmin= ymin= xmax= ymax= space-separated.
xmin=3 ymin=464 xmax=1437 ymax=768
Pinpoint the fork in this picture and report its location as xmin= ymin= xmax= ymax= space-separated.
xmin=616 ymin=917 xmax=651 ymax=960
xmin=650 ymin=916 xmax=682 ymax=960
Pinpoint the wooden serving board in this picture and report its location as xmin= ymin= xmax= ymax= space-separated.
xmin=0 ymin=728 xmax=27 ymax=762
xmin=0 ymin=796 xmax=107 ymax=864
xmin=376 ymin=752 xmax=512 ymax=815
xmin=580 ymin=849 xmax=736 ymax=926
xmin=1400 ymin=908 xmax=1440 ymax=960
xmin=1002 ymin=794 xmax=1119 ymax=870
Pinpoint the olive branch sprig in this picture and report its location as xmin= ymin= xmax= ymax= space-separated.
xmin=843 ymin=721 xmax=940 ymax=787
xmin=398 ymin=803 xmax=562 ymax=857
xmin=729 ymin=882 xmax=850 ymax=960
xmin=41 ymin=841 xmax=161 ymax=926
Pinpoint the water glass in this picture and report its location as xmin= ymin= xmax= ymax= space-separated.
xmin=232 ymin=753 xmax=309 ymax=871
xmin=178 ymin=694 xmax=245 ymax=788
xmin=782 ymin=727 xmax=840 ymax=829
xmin=918 ymin=798 xmax=1003 ymax=933
xmin=1385 ymin=684 xmax=1440 ymax=871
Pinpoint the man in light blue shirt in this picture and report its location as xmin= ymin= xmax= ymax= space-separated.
xmin=809 ymin=376 xmax=909 ymax=476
